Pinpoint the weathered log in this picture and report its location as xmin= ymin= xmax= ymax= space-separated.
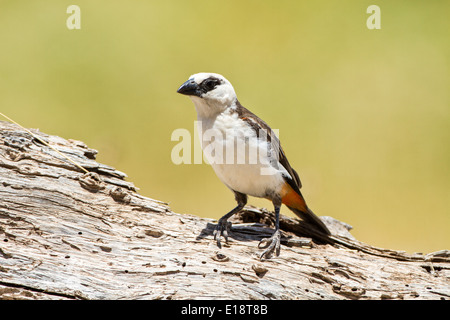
xmin=0 ymin=120 xmax=449 ymax=300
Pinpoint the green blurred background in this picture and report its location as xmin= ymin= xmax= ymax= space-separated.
xmin=1 ymin=1 xmax=449 ymax=253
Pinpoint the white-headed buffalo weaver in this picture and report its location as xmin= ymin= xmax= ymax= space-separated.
xmin=177 ymin=73 xmax=331 ymax=259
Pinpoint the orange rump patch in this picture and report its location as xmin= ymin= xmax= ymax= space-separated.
xmin=281 ymin=183 xmax=307 ymax=212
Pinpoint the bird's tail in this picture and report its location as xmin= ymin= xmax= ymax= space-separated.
xmin=287 ymin=206 xmax=331 ymax=235
xmin=281 ymin=183 xmax=331 ymax=235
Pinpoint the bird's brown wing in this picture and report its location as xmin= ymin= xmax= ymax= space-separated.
xmin=277 ymin=144 xmax=302 ymax=192
xmin=234 ymin=99 xmax=302 ymax=192
xmin=234 ymin=100 xmax=330 ymax=234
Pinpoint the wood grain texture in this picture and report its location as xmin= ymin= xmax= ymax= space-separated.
xmin=0 ymin=120 xmax=449 ymax=300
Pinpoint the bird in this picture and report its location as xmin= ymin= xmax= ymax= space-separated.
xmin=177 ymin=72 xmax=331 ymax=259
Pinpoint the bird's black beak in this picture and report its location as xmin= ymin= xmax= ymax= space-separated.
xmin=177 ymin=79 xmax=202 ymax=97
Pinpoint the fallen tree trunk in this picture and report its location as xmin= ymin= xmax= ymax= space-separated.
xmin=0 ymin=120 xmax=448 ymax=300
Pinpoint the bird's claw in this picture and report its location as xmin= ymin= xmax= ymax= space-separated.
xmin=213 ymin=218 xmax=231 ymax=248
xmin=258 ymin=229 xmax=281 ymax=260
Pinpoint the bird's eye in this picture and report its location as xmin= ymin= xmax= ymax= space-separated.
xmin=204 ymin=79 xmax=218 ymax=91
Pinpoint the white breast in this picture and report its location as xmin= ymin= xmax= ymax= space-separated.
xmin=197 ymin=108 xmax=285 ymax=198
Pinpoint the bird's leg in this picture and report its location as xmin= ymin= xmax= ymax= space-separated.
xmin=259 ymin=201 xmax=281 ymax=259
xmin=213 ymin=192 xmax=247 ymax=248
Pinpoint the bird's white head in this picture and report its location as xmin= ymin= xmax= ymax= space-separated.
xmin=177 ymin=73 xmax=237 ymax=118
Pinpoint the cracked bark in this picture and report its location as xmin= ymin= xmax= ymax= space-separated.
xmin=0 ymin=120 xmax=449 ymax=300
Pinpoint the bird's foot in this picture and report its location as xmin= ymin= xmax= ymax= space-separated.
xmin=213 ymin=218 xmax=232 ymax=248
xmin=258 ymin=229 xmax=281 ymax=260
